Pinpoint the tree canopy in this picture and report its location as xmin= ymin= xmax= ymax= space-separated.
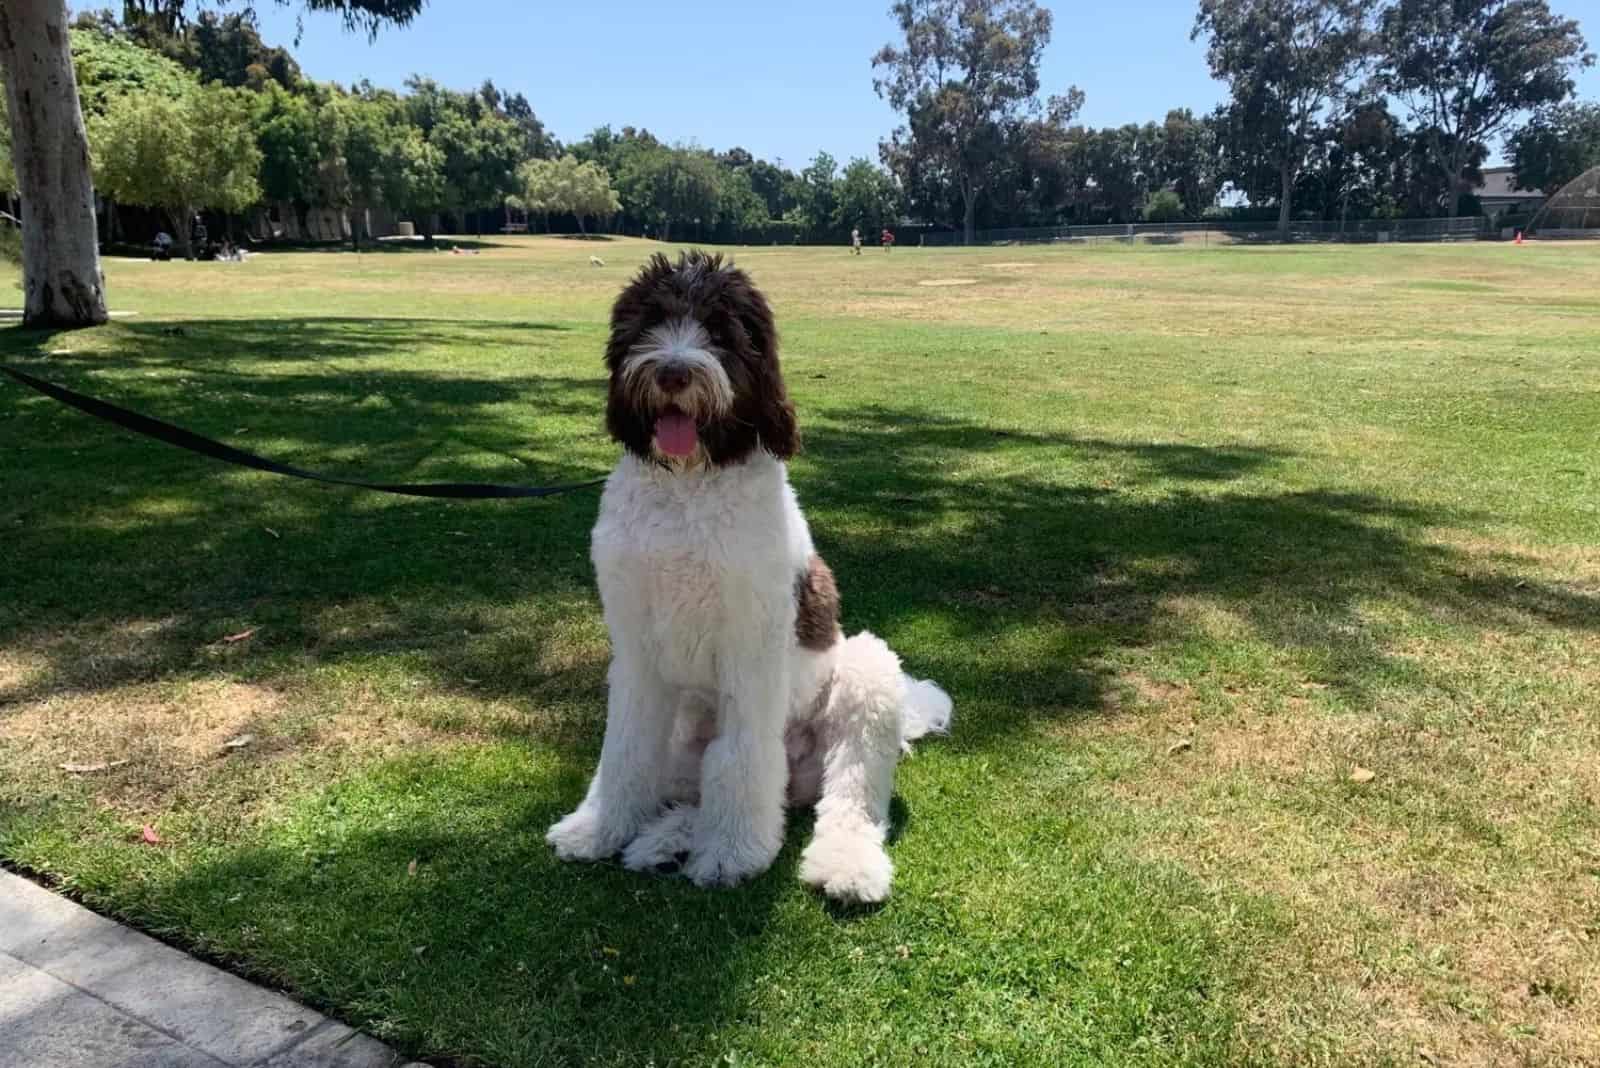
xmin=91 ymin=84 xmax=263 ymax=255
xmin=1379 ymin=0 xmax=1593 ymax=215
xmin=873 ymin=0 xmax=1076 ymax=244
xmin=1194 ymin=0 xmax=1371 ymax=234
xmin=509 ymin=155 xmax=620 ymax=234
xmin=1508 ymin=101 xmax=1600 ymax=193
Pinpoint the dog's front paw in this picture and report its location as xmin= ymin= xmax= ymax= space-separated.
xmin=621 ymin=805 xmax=697 ymax=872
xmin=546 ymin=804 xmax=632 ymax=862
xmin=799 ymin=833 xmax=895 ymax=904
xmin=683 ymin=830 xmax=781 ymax=889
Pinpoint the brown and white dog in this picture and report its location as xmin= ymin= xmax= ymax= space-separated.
xmin=545 ymin=250 xmax=951 ymax=902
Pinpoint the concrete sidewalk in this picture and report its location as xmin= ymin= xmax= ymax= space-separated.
xmin=0 ymin=871 xmax=424 ymax=1067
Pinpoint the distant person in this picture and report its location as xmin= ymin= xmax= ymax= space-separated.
xmin=850 ymin=227 xmax=862 ymax=255
xmin=152 ymin=231 xmax=173 ymax=261
xmin=881 ymin=228 xmax=895 ymax=252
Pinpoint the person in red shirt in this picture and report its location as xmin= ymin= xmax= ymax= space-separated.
xmin=881 ymin=228 xmax=895 ymax=251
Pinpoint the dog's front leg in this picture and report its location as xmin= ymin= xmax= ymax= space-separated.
xmin=547 ymin=651 xmax=674 ymax=862
xmin=683 ymin=620 xmax=789 ymax=888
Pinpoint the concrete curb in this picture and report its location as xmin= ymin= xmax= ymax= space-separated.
xmin=0 ymin=870 xmax=427 ymax=1067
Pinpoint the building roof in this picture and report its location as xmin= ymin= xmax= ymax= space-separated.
xmin=1476 ymin=166 xmax=1544 ymax=200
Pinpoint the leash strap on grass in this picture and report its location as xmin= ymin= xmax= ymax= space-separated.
xmin=2 ymin=364 xmax=607 ymax=500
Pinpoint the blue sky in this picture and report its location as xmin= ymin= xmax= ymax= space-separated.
xmin=255 ymin=0 xmax=1598 ymax=169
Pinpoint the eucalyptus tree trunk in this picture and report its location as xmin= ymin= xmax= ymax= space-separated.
xmin=0 ymin=0 xmax=108 ymax=327
xmin=960 ymin=172 xmax=976 ymax=245
xmin=1277 ymin=160 xmax=1296 ymax=239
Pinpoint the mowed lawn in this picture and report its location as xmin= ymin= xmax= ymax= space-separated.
xmin=2 ymin=236 xmax=1598 ymax=1067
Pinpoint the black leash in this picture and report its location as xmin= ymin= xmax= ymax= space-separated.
xmin=2 ymin=364 xmax=607 ymax=500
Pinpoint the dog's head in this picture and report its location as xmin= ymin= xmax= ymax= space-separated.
xmin=605 ymin=250 xmax=797 ymax=467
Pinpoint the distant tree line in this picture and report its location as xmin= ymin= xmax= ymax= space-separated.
xmin=1 ymin=0 xmax=1595 ymax=268
xmin=878 ymin=0 xmax=1594 ymax=241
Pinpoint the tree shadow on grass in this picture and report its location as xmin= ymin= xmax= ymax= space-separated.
xmin=792 ymin=404 xmax=1598 ymax=746
xmin=0 ymin=317 xmax=610 ymax=712
xmin=134 ymin=760 xmax=813 ymax=1068
xmin=269 ymin=236 xmax=522 ymax=254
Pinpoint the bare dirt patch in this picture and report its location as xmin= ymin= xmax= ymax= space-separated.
xmin=917 ymin=278 xmax=978 ymax=287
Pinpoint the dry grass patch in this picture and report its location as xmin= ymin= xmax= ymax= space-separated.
xmin=0 ymin=673 xmax=497 ymax=815
xmin=2 ymin=678 xmax=287 ymax=810
xmin=1094 ymin=639 xmax=1600 ymax=1067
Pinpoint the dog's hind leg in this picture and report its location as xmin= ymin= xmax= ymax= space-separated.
xmin=798 ymin=632 xmax=908 ymax=904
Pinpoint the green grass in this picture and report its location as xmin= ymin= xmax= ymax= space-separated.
xmin=2 ymin=236 xmax=1598 ymax=1066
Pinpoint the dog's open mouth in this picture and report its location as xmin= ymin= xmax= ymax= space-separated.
xmin=654 ymin=405 xmax=699 ymax=458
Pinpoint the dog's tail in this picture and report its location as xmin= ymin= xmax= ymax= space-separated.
xmin=900 ymin=675 xmax=952 ymax=750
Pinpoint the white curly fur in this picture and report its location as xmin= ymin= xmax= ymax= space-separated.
xmin=546 ymin=452 xmax=951 ymax=903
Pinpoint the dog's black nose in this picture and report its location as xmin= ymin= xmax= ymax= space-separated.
xmin=654 ymin=364 xmax=691 ymax=393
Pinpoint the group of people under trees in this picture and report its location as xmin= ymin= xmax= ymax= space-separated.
xmin=151 ymin=214 xmax=248 ymax=262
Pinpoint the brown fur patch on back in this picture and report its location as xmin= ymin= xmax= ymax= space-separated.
xmin=794 ymin=554 xmax=841 ymax=651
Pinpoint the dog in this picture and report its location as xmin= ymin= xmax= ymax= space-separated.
xmin=589 ymin=255 xmax=606 ymax=267
xmin=546 ymin=250 xmax=951 ymax=903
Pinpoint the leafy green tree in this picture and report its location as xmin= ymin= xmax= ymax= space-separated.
xmin=70 ymin=22 xmax=197 ymax=116
xmin=1154 ymin=109 xmax=1221 ymax=217
xmin=1194 ymin=0 xmax=1370 ymax=235
xmin=380 ymin=127 xmax=447 ymax=240
xmin=91 ymin=84 xmax=262 ymax=257
xmin=325 ymin=88 xmax=401 ymax=245
xmin=985 ymin=97 xmax=1091 ymax=226
xmin=1078 ymin=124 xmax=1151 ymax=222
xmin=745 ymin=158 xmax=794 ymax=219
xmin=1509 ymin=102 xmax=1600 ymax=193
xmin=712 ymin=167 xmax=771 ymax=240
xmin=796 ymin=152 xmax=840 ymax=238
xmin=1 ymin=0 xmax=108 ymax=325
xmin=1382 ymin=0 xmax=1593 ymax=217
xmin=568 ymin=124 xmax=622 ymax=170
xmin=1380 ymin=0 xmax=1592 ymax=215
xmin=399 ymin=76 xmax=524 ymax=232
xmin=430 ymin=110 xmax=523 ymax=232
xmin=712 ymin=147 xmax=795 ymax=221
xmin=123 ymin=0 xmax=424 ymax=38
xmin=832 ymin=158 xmax=901 ymax=236
xmin=509 ymin=155 xmax=620 ymax=235
xmin=64 ymin=24 xmax=201 ymax=248
xmin=1317 ymin=102 xmax=1407 ymax=221
xmin=1142 ymin=189 xmax=1185 ymax=222
xmin=873 ymin=0 xmax=1074 ymax=243
xmin=480 ymin=79 xmax=558 ymax=160
xmin=125 ymin=9 xmax=302 ymax=90
xmin=254 ymin=83 xmax=320 ymax=214
xmin=616 ymin=145 xmax=722 ymax=241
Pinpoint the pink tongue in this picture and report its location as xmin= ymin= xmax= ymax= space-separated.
xmin=655 ymin=410 xmax=699 ymax=457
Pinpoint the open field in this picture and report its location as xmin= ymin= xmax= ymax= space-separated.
xmin=2 ymin=236 xmax=1598 ymax=1066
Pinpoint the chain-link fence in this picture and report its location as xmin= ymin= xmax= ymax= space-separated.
xmin=919 ymin=216 xmax=1491 ymax=247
